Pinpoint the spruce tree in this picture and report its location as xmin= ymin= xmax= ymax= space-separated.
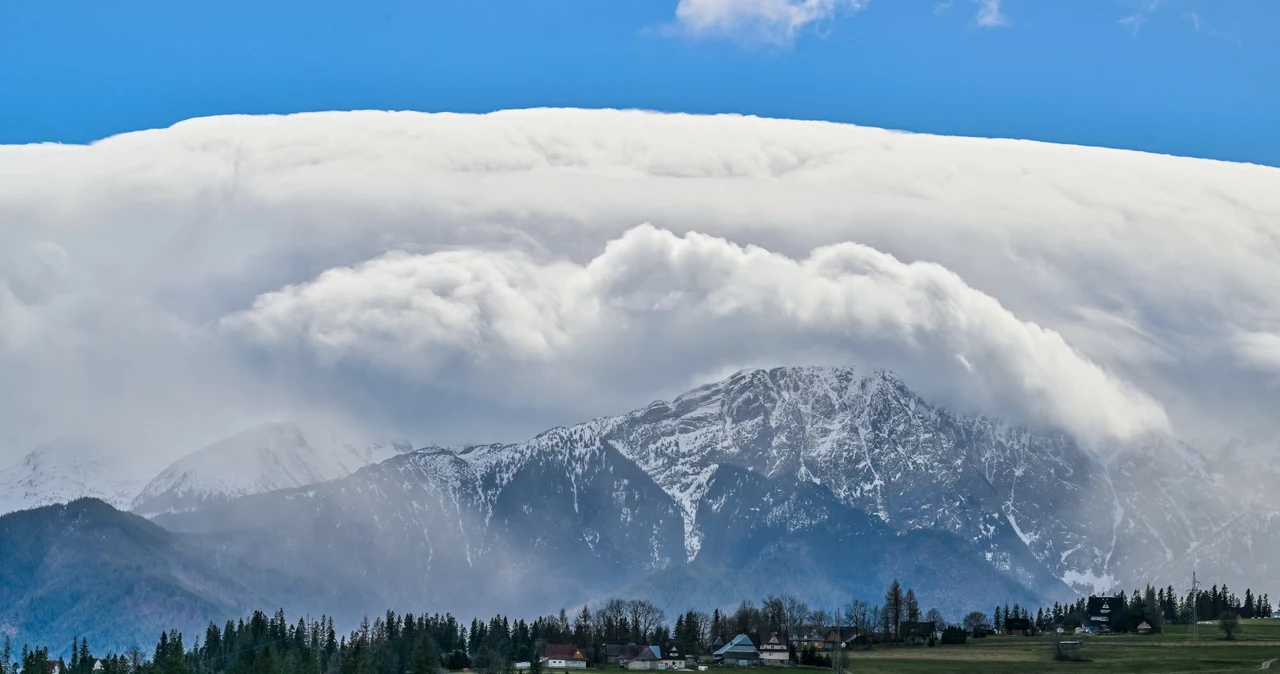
xmin=885 ymin=581 xmax=903 ymax=641
xmin=904 ymin=589 xmax=920 ymax=624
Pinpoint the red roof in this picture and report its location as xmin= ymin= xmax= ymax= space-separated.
xmin=544 ymin=645 xmax=588 ymax=661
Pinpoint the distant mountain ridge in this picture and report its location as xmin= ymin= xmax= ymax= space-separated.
xmin=131 ymin=422 xmax=412 ymax=516
xmin=0 ymin=499 xmax=266 ymax=653
xmin=2 ymin=365 xmax=1271 ymax=652
xmin=0 ymin=440 xmax=144 ymax=515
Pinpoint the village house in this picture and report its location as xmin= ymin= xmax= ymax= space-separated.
xmin=712 ymin=634 xmax=759 ymax=666
xmin=542 ymin=644 xmax=589 ymax=669
xmin=658 ymin=643 xmax=687 ymax=670
xmin=1086 ymin=596 xmax=1119 ymax=634
xmin=900 ymin=622 xmax=939 ymax=644
xmin=616 ymin=644 xmax=655 ymax=669
xmin=1003 ymin=618 xmax=1031 ymax=637
xmin=1136 ymin=621 xmax=1153 ymax=635
xmin=757 ymin=632 xmax=790 ymax=666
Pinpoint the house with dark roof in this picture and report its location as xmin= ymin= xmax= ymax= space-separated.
xmin=543 ymin=644 xmax=589 ymax=669
xmin=757 ymin=631 xmax=790 ymax=666
xmin=1003 ymin=618 xmax=1032 ymax=636
xmin=1086 ymin=596 xmax=1119 ymax=634
xmin=712 ymin=634 xmax=759 ymax=666
xmin=900 ymin=622 xmax=939 ymax=643
xmin=625 ymin=646 xmax=660 ymax=670
xmin=658 ymin=643 xmax=687 ymax=670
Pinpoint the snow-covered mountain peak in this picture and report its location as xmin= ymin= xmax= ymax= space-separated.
xmin=0 ymin=439 xmax=145 ymax=515
xmin=131 ymin=422 xmax=412 ymax=516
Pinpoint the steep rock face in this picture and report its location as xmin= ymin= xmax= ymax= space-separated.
xmin=132 ymin=422 xmax=411 ymax=516
xmin=542 ymin=366 xmax=1228 ymax=594
xmin=153 ymin=366 xmax=1245 ymax=619
xmin=158 ymin=436 xmax=687 ymax=618
xmin=0 ymin=441 xmax=144 ymax=516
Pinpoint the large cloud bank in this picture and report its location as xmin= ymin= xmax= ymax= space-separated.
xmin=1 ymin=109 xmax=1277 ymax=465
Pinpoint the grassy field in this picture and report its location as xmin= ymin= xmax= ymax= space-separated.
xmin=782 ymin=619 xmax=1280 ymax=673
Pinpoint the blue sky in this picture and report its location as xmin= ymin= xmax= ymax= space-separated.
xmin=2 ymin=0 xmax=1278 ymax=166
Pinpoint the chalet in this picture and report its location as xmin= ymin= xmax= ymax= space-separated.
xmin=1136 ymin=621 xmax=1152 ymax=635
xmin=712 ymin=634 xmax=759 ymax=666
xmin=757 ymin=632 xmax=790 ymax=666
xmin=1085 ymin=596 xmax=1119 ymax=634
xmin=658 ymin=643 xmax=686 ymax=670
xmin=1003 ymin=618 xmax=1032 ymax=637
xmin=542 ymin=644 xmax=589 ymax=669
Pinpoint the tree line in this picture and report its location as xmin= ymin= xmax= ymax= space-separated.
xmin=1 ymin=579 xmax=1273 ymax=674
xmin=0 ymin=581 xmax=943 ymax=674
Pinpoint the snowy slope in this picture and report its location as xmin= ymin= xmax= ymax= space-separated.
xmin=447 ymin=366 xmax=1232 ymax=594
xmin=131 ymin=422 xmax=411 ymax=516
xmin=0 ymin=440 xmax=145 ymax=515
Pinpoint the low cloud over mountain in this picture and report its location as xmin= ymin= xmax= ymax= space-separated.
xmin=1 ymin=109 xmax=1277 ymax=467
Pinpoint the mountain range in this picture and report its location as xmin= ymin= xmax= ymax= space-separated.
xmin=0 ymin=366 xmax=1274 ymax=652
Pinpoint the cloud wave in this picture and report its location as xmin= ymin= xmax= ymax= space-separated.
xmin=226 ymin=224 xmax=1169 ymax=444
xmin=1 ymin=108 xmax=1277 ymax=462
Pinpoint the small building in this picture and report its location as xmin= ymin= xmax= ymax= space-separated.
xmin=605 ymin=644 xmax=625 ymax=665
xmin=757 ymin=632 xmax=790 ymax=666
xmin=617 ymin=644 xmax=656 ymax=669
xmin=515 ymin=662 xmax=531 ymax=670
xmin=543 ymin=644 xmax=589 ymax=669
xmin=901 ymin=621 xmax=939 ymax=643
xmin=1086 ymin=596 xmax=1119 ymax=634
xmin=658 ymin=643 xmax=687 ymax=670
xmin=1136 ymin=621 xmax=1152 ymax=635
xmin=712 ymin=634 xmax=759 ymax=666
xmin=1003 ymin=618 xmax=1032 ymax=637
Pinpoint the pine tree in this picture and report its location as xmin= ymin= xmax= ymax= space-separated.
xmin=904 ymin=589 xmax=920 ymax=624
xmin=1143 ymin=585 xmax=1163 ymax=633
xmin=993 ymin=606 xmax=1002 ymax=632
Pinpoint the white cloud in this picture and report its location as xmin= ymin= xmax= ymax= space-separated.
xmin=671 ymin=0 xmax=868 ymax=44
xmin=225 ymin=224 xmax=1169 ymax=444
xmin=974 ymin=0 xmax=1008 ymax=28
xmin=1119 ymin=0 xmax=1159 ymax=36
xmin=2 ymin=108 xmax=1279 ymax=466
xmin=1234 ymin=332 xmax=1280 ymax=373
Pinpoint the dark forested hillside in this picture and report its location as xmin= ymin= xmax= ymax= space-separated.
xmin=0 ymin=500 xmax=308 ymax=653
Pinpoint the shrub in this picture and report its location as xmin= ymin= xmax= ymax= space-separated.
xmin=940 ymin=627 xmax=968 ymax=645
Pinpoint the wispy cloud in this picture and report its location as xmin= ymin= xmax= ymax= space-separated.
xmin=1183 ymin=11 xmax=1200 ymax=31
xmin=973 ymin=0 xmax=1008 ymax=28
xmin=1119 ymin=0 xmax=1159 ymax=36
xmin=670 ymin=0 xmax=869 ymax=45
